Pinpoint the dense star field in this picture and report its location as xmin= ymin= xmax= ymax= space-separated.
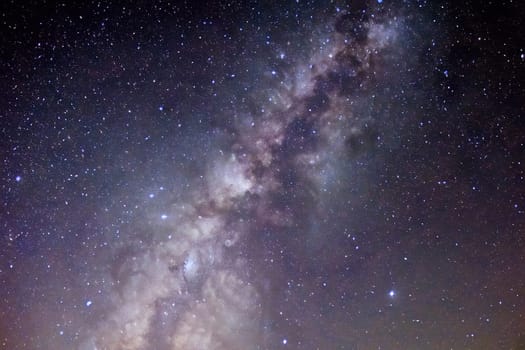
xmin=1 ymin=0 xmax=524 ymax=349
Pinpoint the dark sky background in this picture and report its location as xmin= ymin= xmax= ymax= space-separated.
xmin=1 ymin=1 xmax=524 ymax=349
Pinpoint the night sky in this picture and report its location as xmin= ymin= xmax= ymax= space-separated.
xmin=1 ymin=1 xmax=525 ymax=349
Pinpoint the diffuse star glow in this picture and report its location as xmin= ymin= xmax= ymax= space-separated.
xmin=78 ymin=11 xmax=401 ymax=349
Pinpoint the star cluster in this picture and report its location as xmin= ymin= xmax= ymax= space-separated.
xmin=1 ymin=1 xmax=524 ymax=349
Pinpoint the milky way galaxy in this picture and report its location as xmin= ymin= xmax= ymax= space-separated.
xmin=77 ymin=11 xmax=402 ymax=349
xmin=2 ymin=1 xmax=525 ymax=349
